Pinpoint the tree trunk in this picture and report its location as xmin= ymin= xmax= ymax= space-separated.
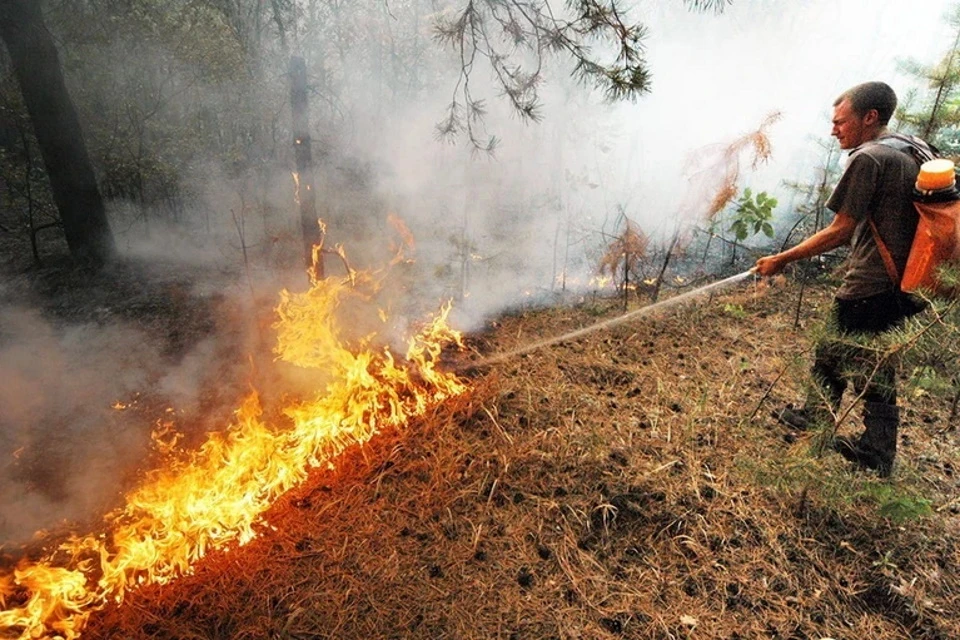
xmin=290 ymin=55 xmax=323 ymax=275
xmin=0 ymin=0 xmax=114 ymax=265
xmin=651 ymin=230 xmax=680 ymax=303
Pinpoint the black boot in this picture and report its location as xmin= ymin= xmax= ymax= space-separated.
xmin=774 ymin=403 xmax=833 ymax=432
xmin=833 ymin=402 xmax=899 ymax=477
xmin=774 ymin=384 xmax=842 ymax=432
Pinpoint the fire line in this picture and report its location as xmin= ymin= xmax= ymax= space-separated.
xmin=0 ymin=270 xmax=467 ymax=640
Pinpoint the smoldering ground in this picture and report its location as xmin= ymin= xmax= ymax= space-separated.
xmin=0 ymin=308 xmax=158 ymax=543
xmin=0 ymin=278 xmax=268 ymax=546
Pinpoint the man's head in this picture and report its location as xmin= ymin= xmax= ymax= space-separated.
xmin=832 ymin=82 xmax=897 ymax=149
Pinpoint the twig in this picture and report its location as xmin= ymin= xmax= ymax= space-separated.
xmin=481 ymin=405 xmax=514 ymax=444
xmin=746 ymin=362 xmax=791 ymax=423
xmin=642 ymin=459 xmax=680 ymax=478
xmin=821 ymin=301 xmax=958 ymax=442
xmin=793 ymin=271 xmax=807 ymax=330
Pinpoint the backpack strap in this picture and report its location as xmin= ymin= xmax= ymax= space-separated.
xmin=875 ymin=133 xmax=939 ymax=164
xmin=864 ymin=132 xmax=935 ymax=287
xmin=867 ymin=218 xmax=901 ymax=285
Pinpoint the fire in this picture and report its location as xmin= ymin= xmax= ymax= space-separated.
xmin=0 ymin=258 xmax=466 ymax=639
xmin=150 ymin=420 xmax=182 ymax=456
xmin=387 ymin=211 xmax=415 ymax=257
xmin=590 ymin=274 xmax=613 ymax=289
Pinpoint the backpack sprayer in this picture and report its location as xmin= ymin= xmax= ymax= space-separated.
xmin=872 ymin=137 xmax=960 ymax=297
xmin=898 ymin=158 xmax=960 ymax=295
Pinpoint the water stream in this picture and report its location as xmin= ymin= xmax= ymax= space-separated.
xmin=466 ymin=269 xmax=756 ymax=369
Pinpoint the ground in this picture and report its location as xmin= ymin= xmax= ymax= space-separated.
xmin=2 ymin=250 xmax=960 ymax=640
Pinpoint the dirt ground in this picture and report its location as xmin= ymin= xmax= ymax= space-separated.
xmin=3 ymin=248 xmax=960 ymax=640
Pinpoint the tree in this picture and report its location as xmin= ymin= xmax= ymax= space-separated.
xmin=433 ymin=0 xmax=731 ymax=150
xmin=598 ymin=212 xmax=649 ymax=309
xmin=0 ymin=0 xmax=114 ymax=264
xmin=290 ymin=55 xmax=323 ymax=272
xmin=897 ymin=2 xmax=960 ymax=152
xmin=663 ymin=111 xmax=780 ymax=293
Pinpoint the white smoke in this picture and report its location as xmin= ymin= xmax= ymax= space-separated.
xmin=1 ymin=0 xmax=955 ymax=543
xmin=306 ymin=0 xmax=957 ymax=327
xmin=0 ymin=296 xmax=259 ymax=545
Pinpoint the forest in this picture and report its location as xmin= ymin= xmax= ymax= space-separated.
xmin=2 ymin=1 xmax=960 ymax=639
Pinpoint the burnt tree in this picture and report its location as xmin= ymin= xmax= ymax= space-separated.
xmin=0 ymin=0 xmax=114 ymax=265
xmin=290 ymin=55 xmax=323 ymax=276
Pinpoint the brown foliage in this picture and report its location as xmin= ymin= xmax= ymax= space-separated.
xmin=690 ymin=111 xmax=783 ymax=219
xmin=598 ymin=219 xmax=649 ymax=279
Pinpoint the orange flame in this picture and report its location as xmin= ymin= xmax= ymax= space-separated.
xmin=150 ymin=420 xmax=182 ymax=457
xmin=0 ymin=258 xmax=465 ymax=639
xmin=291 ymin=171 xmax=301 ymax=207
xmin=387 ymin=212 xmax=416 ymax=264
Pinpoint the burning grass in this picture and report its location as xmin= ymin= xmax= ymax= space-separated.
xmin=5 ymin=274 xmax=960 ymax=640
xmin=0 ymin=264 xmax=466 ymax=639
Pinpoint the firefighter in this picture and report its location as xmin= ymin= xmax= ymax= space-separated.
xmin=754 ymin=81 xmax=931 ymax=477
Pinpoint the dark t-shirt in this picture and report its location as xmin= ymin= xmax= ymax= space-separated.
xmin=826 ymin=137 xmax=920 ymax=300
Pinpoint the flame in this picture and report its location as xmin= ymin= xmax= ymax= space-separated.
xmin=0 ymin=256 xmax=465 ymax=639
xmin=590 ymin=275 xmax=614 ymax=289
xmin=150 ymin=420 xmax=183 ymax=457
xmin=387 ymin=212 xmax=416 ymax=258
xmin=292 ymin=172 xmax=301 ymax=207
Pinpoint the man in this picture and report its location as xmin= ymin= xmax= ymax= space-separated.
xmin=754 ymin=81 xmax=931 ymax=477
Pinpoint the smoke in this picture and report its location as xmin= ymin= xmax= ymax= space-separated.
xmin=59 ymin=0 xmax=959 ymax=333
xmin=1 ymin=0 xmax=956 ymax=544
xmin=610 ymin=0 xmax=957 ymax=225
xmin=0 ymin=309 xmax=151 ymax=543
xmin=282 ymin=0 xmax=960 ymax=329
xmin=0 ymin=294 xmax=260 ymax=546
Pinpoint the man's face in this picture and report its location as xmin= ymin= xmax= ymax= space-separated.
xmin=831 ymin=99 xmax=874 ymax=150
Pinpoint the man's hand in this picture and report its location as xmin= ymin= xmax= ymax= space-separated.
xmin=753 ymin=211 xmax=856 ymax=277
xmin=754 ymin=254 xmax=786 ymax=277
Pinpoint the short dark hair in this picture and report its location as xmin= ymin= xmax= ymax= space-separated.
xmin=834 ymin=82 xmax=897 ymax=126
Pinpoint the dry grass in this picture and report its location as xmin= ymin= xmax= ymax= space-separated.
xmin=4 ymin=179 xmax=955 ymax=640
xmin=21 ymin=276 xmax=960 ymax=639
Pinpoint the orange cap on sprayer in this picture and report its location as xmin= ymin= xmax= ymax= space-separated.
xmin=916 ymin=158 xmax=957 ymax=191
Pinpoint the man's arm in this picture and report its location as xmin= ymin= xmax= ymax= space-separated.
xmin=754 ymin=211 xmax=858 ymax=276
